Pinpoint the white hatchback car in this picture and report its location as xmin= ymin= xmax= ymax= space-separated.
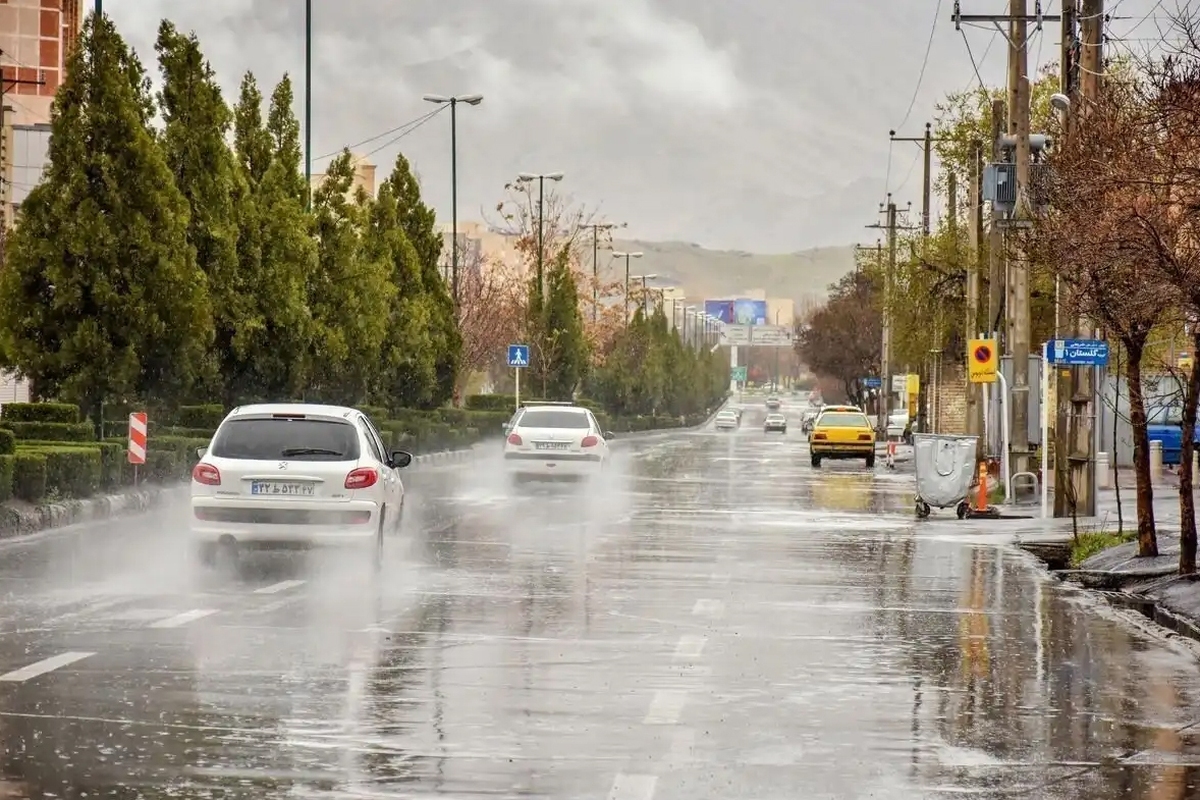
xmin=190 ymin=403 xmax=412 ymax=567
xmin=503 ymin=403 xmax=613 ymax=481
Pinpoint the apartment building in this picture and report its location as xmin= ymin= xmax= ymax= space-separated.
xmin=0 ymin=0 xmax=83 ymax=227
xmin=436 ymin=220 xmax=526 ymax=282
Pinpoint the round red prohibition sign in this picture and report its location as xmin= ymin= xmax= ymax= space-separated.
xmin=973 ymin=344 xmax=992 ymax=363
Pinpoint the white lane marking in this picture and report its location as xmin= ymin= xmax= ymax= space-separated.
xmin=148 ymin=609 xmax=218 ymax=628
xmin=643 ymin=690 xmax=688 ymax=725
xmin=0 ymin=651 xmax=94 ymax=682
xmin=709 ymin=572 xmax=731 ymax=585
xmin=255 ymin=597 xmax=301 ymax=615
xmin=44 ymin=596 xmax=129 ymax=625
xmin=691 ymin=599 xmax=725 ymax=618
xmin=254 ymin=580 xmax=306 ymax=595
xmin=673 ymin=635 xmax=707 ymax=660
xmin=608 ymin=773 xmax=658 ymax=800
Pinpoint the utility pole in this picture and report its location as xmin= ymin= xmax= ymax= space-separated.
xmin=1006 ymin=0 xmax=1034 ymax=476
xmin=889 ymin=123 xmax=941 ymax=244
xmin=865 ymin=198 xmax=920 ymax=431
xmin=987 ymin=99 xmax=1006 ymax=343
xmin=966 ymin=139 xmax=984 ymax=437
xmin=1063 ymin=0 xmax=1102 ymax=517
xmin=305 ymin=0 xmax=312 ymax=211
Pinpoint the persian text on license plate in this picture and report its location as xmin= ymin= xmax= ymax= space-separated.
xmin=534 ymin=442 xmax=570 ymax=451
xmin=251 ymin=481 xmax=316 ymax=496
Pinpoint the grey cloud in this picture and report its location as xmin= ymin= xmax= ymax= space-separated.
xmin=108 ymin=0 xmax=1167 ymax=252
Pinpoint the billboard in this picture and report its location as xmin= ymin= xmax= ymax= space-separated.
xmin=704 ymin=298 xmax=769 ymax=326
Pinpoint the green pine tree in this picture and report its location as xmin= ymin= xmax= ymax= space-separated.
xmin=529 ymin=249 xmax=589 ymax=400
xmin=266 ymin=75 xmax=308 ymax=207
xmin=382 ymin=153 xmax=460 ymax=407
xmin=308 ymin=152 xmax=395 ymax=404
xmin=366 ymin=180 xmax=438 ymax=409
xmin=155 ymin=21 xmax=242 ymax=404
xmin=0 ymin=14 xmax=210 ymax=420
xmin=229 ymin=71 xmax=313 ymax=402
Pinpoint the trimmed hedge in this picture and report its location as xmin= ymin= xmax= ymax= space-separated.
xmin=171 ymin=404 xmax=225 ymax=430
xmin=0 ymin=455 xmax=13 ymax=503
xmin=6 ymin=421 xmax=95 ymax=442
xmin=30 ymin=447 xmax=102 ymax=498
xmin=13 ymin=452 xmax=46 ymax=502
xmin=0 ymin=428 xmax=14 ymax=456
xmin=1 ymin=402 xmax=80 ymax=424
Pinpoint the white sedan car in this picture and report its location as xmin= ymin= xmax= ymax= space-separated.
xmin=190 ymin=403 xmax=412 ymax=568
xmin=503 ymin=403 xmax=613 ymax=482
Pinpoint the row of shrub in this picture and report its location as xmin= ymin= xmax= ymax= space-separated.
xmin=0 ymin=396 xmax=720 ymax=505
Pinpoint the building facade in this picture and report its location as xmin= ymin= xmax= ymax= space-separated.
xmin=0 ymin=0 xmax=83 ymax=228
xmin=309 ymin=153 xmax=377 ymax=202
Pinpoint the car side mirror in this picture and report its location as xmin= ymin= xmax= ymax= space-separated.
xmin=195 ymin=446 xmax=207 ymax=459
xmin=390 ymin=450 xmax=413 ymax=469
xmin=603 ymin=430 xmax=615 ymax=440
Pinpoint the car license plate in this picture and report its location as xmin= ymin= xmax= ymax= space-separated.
xmin=534 ymin=442 xmax=569 ymax=451
xmin=251 ymin=481 xmax=315 ymax=496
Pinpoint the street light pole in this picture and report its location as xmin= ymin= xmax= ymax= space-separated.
xmin=305 ymin=0 xmax=311 ymax=211
xmin=633 ymin=274 xmax=658 ymax=316
xmin=517 ymin=172 xmax=564 ymax=298
xmin=612 ymin=251 xmax=643 ymax=323
xmin=582 ymin=222 xmax=616 ymax=323
xmin=424 ymin=93 xmax=483 ymax=310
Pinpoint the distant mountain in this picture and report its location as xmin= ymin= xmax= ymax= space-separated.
xmin=599 ymin=239 xmax=856 ymax=304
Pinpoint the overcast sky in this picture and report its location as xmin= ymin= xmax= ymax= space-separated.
xmin=106 ymin=0 xmax=1172 ymax=253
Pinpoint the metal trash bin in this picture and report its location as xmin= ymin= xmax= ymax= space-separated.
xmin=913 ymin=433 xmax=978 ymax=519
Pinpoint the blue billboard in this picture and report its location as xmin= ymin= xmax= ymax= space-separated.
xmin=704 ymin=298 xmax=769 ymax=326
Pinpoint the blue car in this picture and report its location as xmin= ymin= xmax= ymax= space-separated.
xmin=1147 ymin=405 xmax=1200 ymax=466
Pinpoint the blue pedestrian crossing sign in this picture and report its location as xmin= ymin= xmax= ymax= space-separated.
xmin=507 ymin=344 xmax=530 ymax=368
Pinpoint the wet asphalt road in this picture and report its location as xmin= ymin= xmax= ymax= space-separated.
xmin=3 ymin=404 xmax=1200 ymax=799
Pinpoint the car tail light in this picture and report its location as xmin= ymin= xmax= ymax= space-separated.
xmin=858 ymin=433 xmax=873 ymax=441
xmin=192 ymin=463 xmax=221 ymax=486
xmin=580 ymin=435 xmax=599 ymax=448
xmin=345 ymin=467 xmax=378 ymax=489
xmin=507 ymin=433 xmax=523 ymax=445
xmin=813 ymin=432 xmax=827 ymax=440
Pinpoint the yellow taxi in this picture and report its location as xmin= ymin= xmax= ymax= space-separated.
xmin=809 ymin=405 xmax=876 ymax=469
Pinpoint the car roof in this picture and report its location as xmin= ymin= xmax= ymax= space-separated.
xmin=520 ymin=404 xmax=589 ymax=413
xmin=819 ymin=405 xmax=863 ymax=413
xmin=226 ymin=403 xmax=362 ymax=421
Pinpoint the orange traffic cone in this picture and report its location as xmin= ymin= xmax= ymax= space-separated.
xmin=975 ymin=460 xmax=989 ymax=511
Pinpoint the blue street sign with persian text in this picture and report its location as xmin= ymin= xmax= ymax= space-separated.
xmin=1048 ymin=338 xmax=1109 ymax=367
xmin=862 ymin=377 xmax=882 ymax=388
xmin=507 ymin=344 xmax=530 ymax=368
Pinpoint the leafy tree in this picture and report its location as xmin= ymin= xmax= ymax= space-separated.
xmin=795 ymin=271 xmax=881 ymax=407
xmin=155 ymin=21 xmax=241 ymax=404
xmin=307 ymin=152 xmax=395 ymax=404
xmin=228 ymin=71 xmax=313 ymax=403
xmin=383 ymin=153 xmax=460 ymax=406
xmin=0 ymin=14 xmax=210 ymax=421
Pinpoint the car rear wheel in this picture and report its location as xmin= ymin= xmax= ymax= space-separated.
xmin=811 ymin=454 xmax=822 ymax=468
xmin=865 ymin=453 xmax=875 ymax=468
xmin=372 ymin=511 xmax=385 ymax=570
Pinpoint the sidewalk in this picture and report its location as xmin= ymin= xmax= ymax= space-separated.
xmin=1025 ymin=485 xmax=1200 ymax=643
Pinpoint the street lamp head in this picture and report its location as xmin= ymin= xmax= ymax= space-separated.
xmin=459 ymin=94 xmax=484 ymax=105
xmin=630 ymin=251 xmax=643 ymax=258
xmin=423 ymin=94 xmax=450 ymax=103
xmin=644 ymin=273 xmax=659 ymax=280
xmin=547 ymin=172 xmax=564 ymax=181
xmin=1050 ymin=93 xmax=1070 ymax=112
xmin=516 ymin=172 xmax=535 ymax=181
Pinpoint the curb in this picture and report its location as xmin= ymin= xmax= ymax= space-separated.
xmin=0 ymin=483 xmax=180 ymax=541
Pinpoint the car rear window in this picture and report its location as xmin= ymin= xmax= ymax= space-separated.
xmin=517 ymin=410 xmax=590 ymax=429
xmin=210 ymin=417 xmax=361 ymax=461
xmin=818 ymin=412 xmax=871 ymax=428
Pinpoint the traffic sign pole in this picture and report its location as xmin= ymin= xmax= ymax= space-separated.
xmin=515 ymin=365 xmax=520 ymax=413
xmin=1041 ymin=342 xmax=1049 ymax=519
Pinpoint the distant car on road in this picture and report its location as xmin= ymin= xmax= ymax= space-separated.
xmin=503 ymin=403 xmax=612 ymax=483
xmin=810 ymin=406 xmax=875 ymax=469
xmin=766 ymin=395 xmax=782 ymax=410
xmin=764 ymin=413 xmax=787 ymax=434
xmin=715 ymin=410 xmax=740 ymax=430
xmin=191 ymin=403 xmax=412 ymax=570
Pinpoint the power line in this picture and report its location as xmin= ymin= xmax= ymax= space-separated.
xmin=313 ymin=106 xmax=445 ymax=163
xmin=897 ymin=0 xmax=944 ymax=130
